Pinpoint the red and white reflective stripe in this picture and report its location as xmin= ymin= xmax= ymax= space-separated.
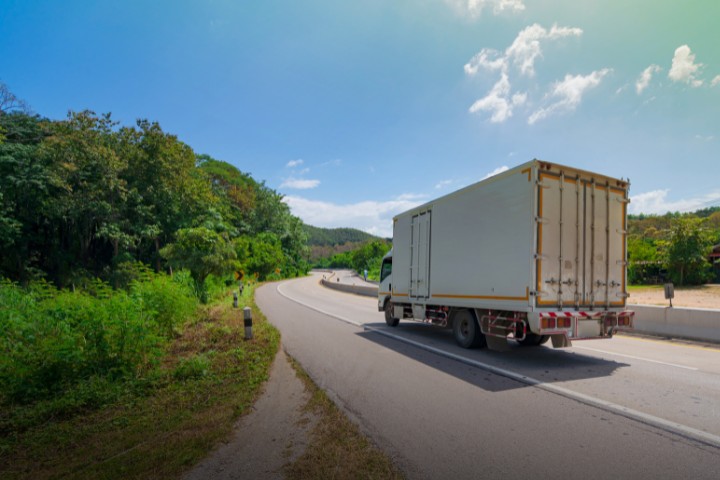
xmin=538 ymin=310 xmax=634 ymax=319
xmin=539 ymin=311 xmax=573 ymax=318
xmin=539 ymin=311 xmax=603 ymax=318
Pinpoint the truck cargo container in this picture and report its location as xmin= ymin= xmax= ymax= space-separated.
xmin=378 ymin=160 xmax=634 ymax=350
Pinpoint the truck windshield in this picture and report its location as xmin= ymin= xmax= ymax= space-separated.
xmin=380 ymin=258 xmax=392 ymax=282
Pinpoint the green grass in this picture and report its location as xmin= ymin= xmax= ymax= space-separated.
xmin=2 ymin=278 xmax=405 ymax=479
xmin=627 ymin=284 xmax=664 ymax=291
xmin=0 ymin=283 xmax=279 ymax=480
xmin=285 ymin=356 xmax=404 ymax=480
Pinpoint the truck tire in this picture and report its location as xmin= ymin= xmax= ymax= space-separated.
xmin=517 ymin=333 xmax=549 ymax=346
xmin=384 ymin=301 xmax=399 ymax=327
xmin=452 ymin=309 xmax=486 ymax=349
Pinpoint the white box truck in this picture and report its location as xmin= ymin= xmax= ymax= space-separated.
xmin=378 ymin=160 xmax=634 ymax=351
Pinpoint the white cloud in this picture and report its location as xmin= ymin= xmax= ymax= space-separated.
xmin=668 ymin=45 xmax=703 ymax=87
xmin=446 ymin=0 xmax=525 ymax=19
xmin=506 ymin=23 xmax=583 ymax=77
xmin=711 ymin=75 xmax=720 ymax=87
xmin=280 ymin=178 xmax=320 ymax=189
xmin=283 ymin=194 xmax=427 ymax=238
xmin=465 ymin=23 xmax=583 ymax=123
xmin=464 ymin=48 xmax=506 ymax=76
xmin=629 ymin=189 xmax=720 ymax=215
xmin=636 ymin=64 xmax=661 ymax=94
xmin=465 ymin=23 xmax=583 ymax=79
xmin=469 ymin=73 xmax=515 ymax=122
xmin=397 ymin=193 xmax=427 ymax=201
xmin=286 ymin=159 xmax=304 ymax=168
xmin=642 ymin=95 xmax=657 ymax=106
xmin=528 ymin=68 xmax=611 ymax=124
xmin=511 ymin=92 xmax=527 ymax=106
xmin=435 ymin=179 xmax=453 ymax=189
xmin=483 ymin=165 xmax=510 ymax=179
xmin=319 ymin=158 xmax=342 ymax=168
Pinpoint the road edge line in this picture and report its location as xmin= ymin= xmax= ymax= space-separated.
xmin=365 ymin=326 xmax=720 ymax=450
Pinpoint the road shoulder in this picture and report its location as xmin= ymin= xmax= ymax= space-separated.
xmin=184 ymin=347 xmax=318 ymax=480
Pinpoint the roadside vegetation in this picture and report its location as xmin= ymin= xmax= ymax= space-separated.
xmin=0 ymin=282 xmax=279 ymax=479
xmin=628 ymin=208 xmax=719 ymax=285
xmin=0 ymin=83 xmax=306 ymax=476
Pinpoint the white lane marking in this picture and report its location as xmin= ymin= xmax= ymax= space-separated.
xmin=274 ymin=281 xmax=720 ymax=449
xmin=366 ymin=328 xmax=720 ymax=449
xmin=276 ymin=283 xmax=363 ymax=327
xmin=573 ymin=346 xmax=698 ymax=371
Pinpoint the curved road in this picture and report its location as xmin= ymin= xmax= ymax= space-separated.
xmin=256 ymin=273 xmax=720 ymax=479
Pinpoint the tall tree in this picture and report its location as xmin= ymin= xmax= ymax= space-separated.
xmin=197 ymin=155 xmax=257 ymax=230
xmin=160 ymin=227 xmax=237 ymax=302
xmin=0 ymin=113 xmax=54 ymax=282
xmin=661 ymin=217 xmax=713 ymax=285
xmin=126 ymin=120 xmax=216 ymax=270
xmin=0 ymin=82 xmax=30 ymax=116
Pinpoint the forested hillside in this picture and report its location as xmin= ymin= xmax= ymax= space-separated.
xmin=303 ymin=225 xmax=384 ymax=262
xmin=303 ymin=225 xmax=381 ymax=245
xmin=0 ymin=108 xmax=308 ymax=294
xmin=0 ymin=88 xmax=308 ymax=464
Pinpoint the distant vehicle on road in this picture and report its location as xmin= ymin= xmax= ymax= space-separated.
xmin=378 ymin=160 xmax=635 ymax=350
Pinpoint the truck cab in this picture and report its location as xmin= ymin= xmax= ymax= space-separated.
xmin=378 ymin=250 xmax=396 ymax=324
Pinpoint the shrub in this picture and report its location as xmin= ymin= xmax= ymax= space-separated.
xmin=173 ymin=353 xmax=212 ymax=381
xmin=131 ymin=274 xmax=196 ymax=337
xmin=0 ymin=272 xmax=198 ymax=405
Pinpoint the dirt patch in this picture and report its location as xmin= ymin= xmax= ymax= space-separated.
xmin=628 ymin=285 xmax=720 ymax=309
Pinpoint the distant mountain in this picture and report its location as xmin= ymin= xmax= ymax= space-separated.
xmin=303 ymin=225 xmax=386 ymax=263
xmin=303 ymin=224 xmax=382 ymax=246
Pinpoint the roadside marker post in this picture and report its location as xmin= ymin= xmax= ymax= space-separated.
xmin=243 ymin=307 xmax=253 ymax=340
xmin=233 ymin=292 xmax=238 ymax=308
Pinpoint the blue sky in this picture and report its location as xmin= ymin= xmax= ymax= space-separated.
xmin=2 ymin=0 xmax=718 ymax=237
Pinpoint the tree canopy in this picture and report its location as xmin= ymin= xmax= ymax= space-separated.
xmin=0 ymin=88 xmax=309 ymax=290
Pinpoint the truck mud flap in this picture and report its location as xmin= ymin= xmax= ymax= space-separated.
xmin=550 ymin=334 xmax=572 ymax=348
xmin=485 ymin=335 xmax=511 ymax=352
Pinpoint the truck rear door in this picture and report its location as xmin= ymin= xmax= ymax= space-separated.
xmin=536 ymin=168 xmax=627 ymax=308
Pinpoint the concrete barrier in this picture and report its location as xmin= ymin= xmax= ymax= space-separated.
xmin=320 ymin=278 xmax=379 ymax=298
xmin=630 ymin=304 xmax=720 ymax=343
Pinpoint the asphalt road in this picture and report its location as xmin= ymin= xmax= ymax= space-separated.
xmin=323 ymin=268 xmax=377 ymax=287
xmin=256 ymin=273 xmax=720 ymax=479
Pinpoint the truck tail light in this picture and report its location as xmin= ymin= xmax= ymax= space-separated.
xmin=541 ymin=318 xmax=556 ymax=329
xmin=557 ymin=317 xmax=571 ymax=329
xmin=617 ymin=316 xmax=630 ymax=327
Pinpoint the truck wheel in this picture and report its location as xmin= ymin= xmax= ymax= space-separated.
xmin=384 ymin=301 xmax=399 ymax=327
xmin=452 ymin=310 xmax=486 ymax=349
xmin=517 ymin=333 xmax=549 ymax=346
